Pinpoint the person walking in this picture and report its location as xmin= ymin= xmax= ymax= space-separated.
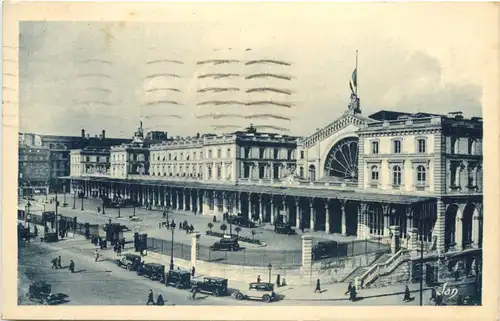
xmin=69 ymin=260 xmax=75 ymax=273
xmin=57 ymin=256 xmax=62 ymax=269
xmin=345 ymin=281 xmax=353 ymax=295
xmin=51 ymin=258 xmax=58 ymax=269
xmin=146 ymin=289 xmax=155 ymax=305
xmin=117 ymin=245 xmax=122 ymax=257
xmin=349 ymin=285 xmax=357 ymax=301
xmin=430 ymin=288 xmax=437 ymax=302
xmin=121 ymin=238 xmax=126 ymax=250
xmin=94 ymin=249 xmax=100 ymax=262
xmin=314 ymin=279 xmax=321 ymax=293
xmin=191 ymin=266 xmax=196 ymax=278
xmin=403 ymin=285 xmax=411 ymax=302
xmin=257 ymin=275 xmax=261 ymax=283
xmin=156 ymin=293 xmax=164 ymax=306
xmin=34 ymin=225 xmax=38 ymax=237
xmin=435 ymin=292 xmax=443 ymax=306
xmin=276 ymin=273 xmax=281 ymax=287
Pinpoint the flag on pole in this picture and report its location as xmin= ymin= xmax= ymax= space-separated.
xmin=349 ymin=68 xmax=357 ymax=94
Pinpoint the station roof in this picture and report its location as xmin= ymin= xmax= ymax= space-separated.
xmin=61 ymin=176 xmax=434 ymax=205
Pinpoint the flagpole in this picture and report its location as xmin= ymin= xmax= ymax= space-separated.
xmin=355 ymin=50 xmax=358 ymax=97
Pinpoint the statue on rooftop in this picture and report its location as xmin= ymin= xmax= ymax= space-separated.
xmin=348 ymin=93 xmax=361 ymax=114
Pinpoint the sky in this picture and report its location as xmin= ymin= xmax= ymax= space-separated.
xmin=14 ymin=3 xmax=495 ymax=139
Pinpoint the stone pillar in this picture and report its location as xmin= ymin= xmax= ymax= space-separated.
xmin=192 ymin=191 xmax=197 ymax=213
xmin=222 ymin=194 xmax=228 ymax=214
xmin=259 ymin=194 xmax=264 ymax=222
xmin=295 ymin=199 xmax=301 ymax=229
xmin=341 ymin=202 xmax=347 ymax=235
xmin=408 ymin=227 xmax=419 ymax=258
xmin=248 ymin=194 xmax=252 ymax=220
xmin=177 ymin=191 xmax=181 ymax=210
xmin=191 ymin=233 xmax=201 ymax=268
xmin=301 ymin=235 xmax=313 ymax=275
xmin=324 ymin=200 xmax=330 ymax=233
xmin=357 ymin=203 xmax=365 ymax=240
xmin=472 ymin=214 xmax=481 ymax=248
xmin=309 ymin=200 xmax=315 ymax=231
xmin=213 ymin=193 xmax=218 ymax=216
xmin=202 ymin=192 xmax=209 ymax=215
xmin=455 ymin=209 xmax=463 ymax=251
xmin=383 ymin=213 xmax=390 ymax=237
xmin=169 ymin=189 xmax=173 ymax=208
xmin=436 ymin=200 xmax=446 ymax=255
xmin=389 ymin=225 xmax=401 ymax=254
xmin=270 ymin=198 xmax=275 ymax=224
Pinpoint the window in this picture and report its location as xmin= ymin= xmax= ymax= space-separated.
xmin=96 ymin=156 xmax=100 ymax=162
xmin=392 ymin=165 xmax=402 ymax=186
xmin=217 ymin=149 xmax=221 ymax=158
xmin=208 ymin=167 xmax=213 ymax=179
xmin=273 ymin=149 xmax=279 ymax=160
xmin=168 ymin=153 xmax=171 ymax=160
xmin=217 ymin=167 xmax=221 ymax=179
xmin=393 ymin=140 xmax=402 ymax=154
xmin=208 ymin=150 xmax=212 ymax=159
xmin=300 ymin=151 xmax=304 ymax=159
xmin=417 ymin=139 xmax=426 ymax=153
xmin=309 ymin=165 xmax=316 ymax=181
xmin=416 ymin=165 xmax=426 ymax=185
xmin=180 ymin=153 xmax=183 ymax=160
xmin=371 ymin=141 xmax=379 ymax=154
xmin=371 ymin=165 xmax=379 ymax=181
xmin=468 ymin=140 xmax=476 ymax=155
xmin=86 ymin=157 xmax=90 ymax=162
xmin=259 ymin=148 xmax=265 ymax=159
xmin=227 ymin=148 xmax=231 ymax=158
xmin=299 ymin=166 xmax=304 ymax=178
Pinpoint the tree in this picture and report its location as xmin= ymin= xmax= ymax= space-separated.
xmin=207 ymin=222 xmax=213 ymax=233
xmin=251 ymin=229 xmax=257 ymax=242
xmin=234 ymin=226 xmax=242 ymax=239
xmin=220 ymin=223 xmax=227 ymax=235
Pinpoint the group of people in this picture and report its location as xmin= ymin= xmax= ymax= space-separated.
xmin=146 ymin=289 xmax=165 ymax=306
xmin=50 ymin=255 xmax=76 ymax=273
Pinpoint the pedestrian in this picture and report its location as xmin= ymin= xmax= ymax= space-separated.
xmin=191 ymin=266 xmax=196 ymax=278
xmin=314 ymin=279 xmax=321 ymax=293
xmin=156 ymin=293 xmax=164 ymax=306
xmin=456 ymin=295 xmax=463 ymax=306
xmin=213 ymin=215 xmax=216 ymax=223
xmin=69 ymin=260 xmax=75 ymax=273
xmin=121 ymin=238 xmax=126 ymax=250
xmin=430 ymin=288 xmax=437 ymax=301
xmin=117 ymin=246 xmax=122 ymax=257
xmin=51 ymin=258 xmax=58 ymax=269
xmin=94 ymin=249 xmax=100 ymax=262
xmin=435 ymin=293 xmax=443 ymax=306
xmin=34 ymin=225 xmax=38 ymax=237
xmin=146 ymin=289 xmax=155 ymax=305
xmin=276 ymin=273 xmax=281 ymax=287
xmin=257 ymin=275 xmax=261 ymax=283
xmin=349 ymin=286 xmax=357 ymax=301
xmin=345 ymin=281 xmax=353 ymax=295
xmin=190 ymin=224 xmax=194 ymax=234
xmin=57 ymin=256 xmax=62 ymax=269
xmin=403 ymin=285 xmax=411 ymax=302
xmin=97 ymin=206 xmax=101 ymax=214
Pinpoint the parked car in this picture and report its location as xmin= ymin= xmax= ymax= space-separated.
xmin=136 ymin=263 xmax=165 ymax=281
xmin=193 ymin=277 xmax=228 ymax=297
xmin=228 ymin=216 xmax=256 ymax=228
xmin=164 ymin=269 xmax=191 ymax=289
xmin=312 ymin=241 xmax=348 ymax=260
xmin=233 ymin=282 xmax=276 ymax=303
xmin=275 ymin=224 xmax=296 ymax=235
xmin=116 ymin=253 xmax=141 ymax=271
xmin=210 ymin=237 xmax=240 ymax=251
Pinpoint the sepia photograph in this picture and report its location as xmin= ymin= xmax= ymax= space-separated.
xmin=2 ymin=2 xmax=499 ymax=320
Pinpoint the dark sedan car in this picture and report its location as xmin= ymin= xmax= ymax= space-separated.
xmin=210 ymin=237 xmax=240 ymax=251
xmin=275 ymin=224 xmax=296 ymax=235
xmin=193 ymin=277 xmax=228 ymax=297
xmin=136 ymin=263 xmax=165 ymax=281
xmin=165 ymin=270 xmax=191 ymax=289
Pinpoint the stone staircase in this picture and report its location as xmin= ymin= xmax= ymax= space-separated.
xmin=365 ymin=260 xmax=411 ymax=288
xmin=343 ymin=253 xmax=392 ymax=283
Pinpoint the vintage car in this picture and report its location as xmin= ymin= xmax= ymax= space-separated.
xmin=116 ymin=253 xmax=142 ymax=271
xmin=193 ymin=277 xmax=228 ymax=297
xmin=27 ymin=281 xmax=70 ymax=305
xmin=233 ymin=282 xmax=276 ymax=303
xmin=210 ymin=237 xmax=240 ymax=252
xmin=312 ymin=241 xmax=348 ymax=260
xmin=136 ymin=263 xmax=165 ymax=281
xmin=164 ymin=269 xmax=191 ymax=289
xmin=227 ymin=215 xmax=256 ymax=228
xmin=274 ymin=224 xmax=296 ymax=235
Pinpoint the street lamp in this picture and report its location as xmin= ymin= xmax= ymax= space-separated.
xmin=80 ymin=189 xmax=84 ymax=211
xmin=268 ymin=263 xmax=272 ymax=283
xmin=102 ymin=198 xmax=106 ymax=215
xmin=169 ymin=221 xmax=176 ymax=270
xmin=73 ymin=190 xmax=76 ymax=209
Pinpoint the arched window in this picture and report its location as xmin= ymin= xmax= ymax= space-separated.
xmin=371 ymin=165 xmax=379 ymax=182
xmin=309 ymin=165 xmax=316 ymax=181
xmin=208 ymin=167 xmax=213 ymax=179
xmin=416 ymin=165 xmax=426 ymax=185
xmin=468 ymin=139 xmax=476 ymax=155
xmin=392 ymin=165 xmax=402 ymax=186
xmin=217 ymin=167 xmax=221 ymax=178
xmin=299 ymin=166 xmax=304 ymax=178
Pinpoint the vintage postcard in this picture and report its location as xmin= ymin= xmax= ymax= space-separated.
xmin=2 ymin=2 xmax=499 ymax=320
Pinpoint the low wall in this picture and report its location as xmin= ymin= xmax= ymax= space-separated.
xmin=310 ymin=251 xmax=381 ymax=283
xmin=145 ymin=251 xmax=308 ymax=285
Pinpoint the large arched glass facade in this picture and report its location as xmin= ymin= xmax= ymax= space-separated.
xmin=324 ymin=137 xmax=359 ymax=180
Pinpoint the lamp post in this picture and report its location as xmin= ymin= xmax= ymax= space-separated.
xmin=170 ymin=221 xmax=176 ymax=270
xmin=73 ymin=191 xmax=76 ymax=209
xmin=268 ymin=263 xmax=272 ymax=283
xmin=102 ymin=198 xmax=106 ymax=215
xmin=80 ymin=189 xmax=84 ymax=211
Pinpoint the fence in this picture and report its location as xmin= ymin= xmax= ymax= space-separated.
xmin=146 ymin=237 xmax=192 ymax=261
xmin=312 ymin=239 xmax=390 ymax=262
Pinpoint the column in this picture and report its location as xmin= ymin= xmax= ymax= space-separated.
xmin=270 ymin=198 xmax=275 ymax=224
xmin=202 ymin=191 xmax=209 ymax=215
xmin=455 ymin=208 xmax=463 ymax=251
xmin=341 ymin=202 xmax=347 ymax=235
xmin=248 ymin=194 xmax=252 ymax=220
xmin=177 ymin=190 xmax=181 ymax=210
xmin=185 ymin=189 xmax=190 ymax=211
xmin=324 ymin=200 xmax=330 ymax=233
xmin=357 ymin=203 xmax=365 ymax=240
xmin=192 ymin=191 xmax=197 ymax=213
xmin=408 ymin=227 xmax=419 ymax=259
xmin=406 ymin=206 xmax=413 ymax=237
xmin=472 ymin=213 xmax=481 ymax=248
xmin=213 ymin=192 xmax=218 ymax=216
xmin=222 ymin=194 xmax=228 ymax=214
xmin=301 ymin=235 xmax=313 ymax=276
xmin=383 ymin=212 xmax=390 ymax=237
xmin=295 ymin=198 xmax=301 ymax=229
xmin=389 ymin=225 xmax=401 ymax=254
xmin=309 ymin=199 xmax=315 ymax=231
xmin=169 ymin=189 xmax=173 ymax=208
xmin=238 ymin=192 xmax=243 ymax=215
xmin=259 ymin=194 xmax=264 ymax=222
xmin=191 ymin=233 xmax=201 ymax=268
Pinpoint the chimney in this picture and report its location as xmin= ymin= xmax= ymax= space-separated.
xmin=102 ymin=130 xmax=106 ymax=139
xmin=81 ymin=128 xmax=85 ymax=138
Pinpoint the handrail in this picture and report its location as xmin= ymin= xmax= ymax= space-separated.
xmin=357 ymin=249 xmax=407 ymax=287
